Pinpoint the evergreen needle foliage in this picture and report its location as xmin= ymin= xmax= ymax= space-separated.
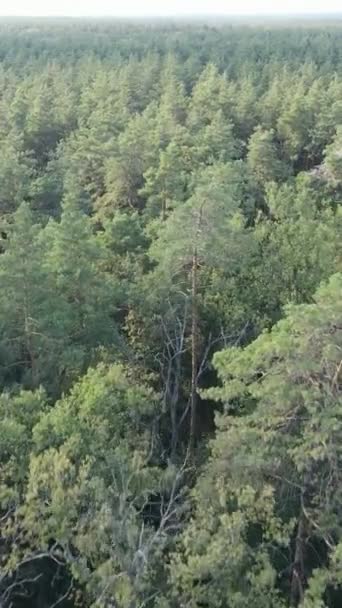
xmin=0 ymin=17 xmax=341 ymax=608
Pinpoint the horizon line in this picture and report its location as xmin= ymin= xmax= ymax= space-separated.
xmin=1 ymin=12 xmax=342 ymax=18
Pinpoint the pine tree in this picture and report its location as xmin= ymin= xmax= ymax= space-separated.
xmin=150 ymin=163 xmax=248 ymax=455
xmin=247 ymin=126 xmax=288 ymax=186
xmin=171 ymin=273 xmax=342 ymax=608
xmin=0 ymin=203 xmax=51 ymax=388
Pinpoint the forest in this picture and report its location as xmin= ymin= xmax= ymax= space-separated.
xmin=0 ymin=16 xmax=341 ymax=608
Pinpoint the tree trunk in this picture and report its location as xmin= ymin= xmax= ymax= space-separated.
xmin=170 ymin=359 xmax=181 ymax=463
xmin=290 ymin=511 xmax=306 ymax=606
xmin=24 ymin=288 xmax=37 ymax=387
xmin=161 ymin=191 xmax=167 ymax=222
xmin=188 ymin=246 xmax=198 ymax=458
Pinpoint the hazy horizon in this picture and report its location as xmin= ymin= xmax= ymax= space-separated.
xmin=0 ymin=0 xmax=341 ymax=18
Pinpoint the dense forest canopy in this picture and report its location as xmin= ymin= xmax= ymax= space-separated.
xmin=0 ymin=17 xmax=341 ymax=608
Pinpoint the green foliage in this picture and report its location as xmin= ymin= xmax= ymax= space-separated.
xmin=325 ymin=125 xmax=342 ymax=183
xmin=172 ymin=274 xmax=342 ymax=608
xmin=247 ymin=126 xmax=289 ymax=185
xmin=19 ymin=364 xmax=175 ymax=608
xmin=0 ymin=19 xmax=342 ymax=608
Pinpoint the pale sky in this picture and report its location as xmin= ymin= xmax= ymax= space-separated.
xmin=0 ymin=0 xmax=340 ymax=17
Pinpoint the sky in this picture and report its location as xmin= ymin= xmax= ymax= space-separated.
xmin=0 ymin=0 xmax=341 ymax=17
